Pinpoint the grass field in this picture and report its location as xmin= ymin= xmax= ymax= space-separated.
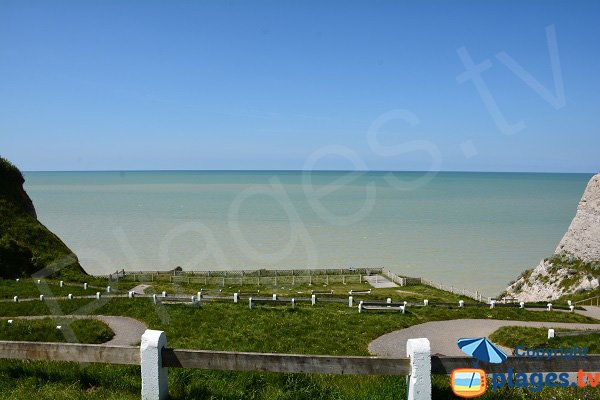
xmin=0 ymin=318 xmax=114 ymax=344
xmin=490 ymin=325 xmax=600 ymax=354
xmin=1 ymin=279 xmax=599 ymax=399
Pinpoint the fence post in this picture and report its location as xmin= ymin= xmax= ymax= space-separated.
xmin=141 ymin=329 xmax=168 ymax=400
xmin=406 ymin=338 xmax=431 ymax=400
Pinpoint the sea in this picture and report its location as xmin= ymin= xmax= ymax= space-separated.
xmin=22 ymin=171 xmax=593 ymax=296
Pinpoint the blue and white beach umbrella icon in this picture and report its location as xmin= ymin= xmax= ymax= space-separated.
xmin=457 ymin=337 xmax=508 ymax=364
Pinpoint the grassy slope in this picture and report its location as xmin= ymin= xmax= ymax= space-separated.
xmin=1 ymin=290 xmax=600 ymax=399
xmin=0 ymin=318 xmax=114 ymax=344
xmin=0 ymin=156 xmax=87 ymax=280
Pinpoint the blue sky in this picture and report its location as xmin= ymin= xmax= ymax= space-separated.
xmin=1 ymin=0 xmax=598 ymax=172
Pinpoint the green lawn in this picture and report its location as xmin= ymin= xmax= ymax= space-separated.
xmin=0 ymin=318 xmax=114 ymax=343
xmin=490 ymin=325 xmax=600 ymax=354
xmin=1 ymin=282 xmax=599 ymax=399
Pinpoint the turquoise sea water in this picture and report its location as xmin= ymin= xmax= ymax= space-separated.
xmin=23 ymin=171 xmax=592 ymax=295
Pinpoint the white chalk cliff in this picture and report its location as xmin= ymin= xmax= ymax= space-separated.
xmin=504 ymin=174 xmax=600 ymax=302
xmin=555 ymin=174 xmax=600 ymax=262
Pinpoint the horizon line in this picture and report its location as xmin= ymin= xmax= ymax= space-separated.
xmin=22 ymin=169 xmax=597 ymax=175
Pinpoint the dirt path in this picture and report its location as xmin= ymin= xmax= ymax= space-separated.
xmin=369 ymin=318 xmax=600 ymax=357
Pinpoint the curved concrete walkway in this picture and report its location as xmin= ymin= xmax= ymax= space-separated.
xmin=1 ymin=315 xmax=146 ymax=346
xmin=369 ymin=318 xmax=600 ymax=358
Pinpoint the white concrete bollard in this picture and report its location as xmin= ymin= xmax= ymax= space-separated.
xmin=459 ymin=300 xmax=464 ymax=308
xmin=153 ymin=294 xmax=158 ymax=304
xmin=406 ymin=338 xmax=431 ymax=400
xmin=249 ymin=297 xmax=253 ymax=309
xmin=311 ymin=294 xmax=316 ymax=306
xmin=106 ymin=286 xmax=111 ymax=293
xmin=548 ymin=328 xmax=555 ymax=339
xmin=358 ymin=301 xmax=363 ymax=313
xmin=568 ymin=300 xmax=572 ymax=306
xmin=39 ymin=295 xmax=44 ymax=301
xmin=570 ymin=305 xmax=575 ymax=312
xmin=291 ymin=298 xmax=295 ymax=309
xmin=60 ymin=281 xmax=64 ymax=288
xmin=129 ymin=291 xmax=135 ymax=298
xmin=37 ymin=279 xmax=41 ymax=284
xmin=403 ymin=301 xmax=408 ymax=307
xmin=197 ymin=292 xmax=202 ymax=301
xmin=191 ymin=296 xmax=198 ymax=306
xmin=489 ymin=300 xmax=495 ymax=309
xmin=56 ymin=325 xmax=62 ymax=330
xmin=141 ymin=329 xmax=168 ymax=400
xmin=83 ymin=283 xmax=88 ymax=290
xmin=15 ymin=279 xmax=19 ymax=283
xmin=423 ymin=299 xmax=429 ymax=306
xmin=519 ymin=301 xmax=525 ymax=308
xmin=400 ymin=305 xmax=406 ymax=314
xmin=162 ymin=291 xmax=167 ymax=298
xmin=547 ymin=303 xmax=553 ymax=311
xmin=7 ymin=320 xmax=13 ymax=325
xmin=68 ymin=294 xmax=73 ymax=300
xmin=234 ymin=293 xmax=239 ymax=304
xmin=348 ymin=296 xmax=353 ymax=307
xmin=96 ymin=292 xmax=101 ymax=300
xmin=13 ymin=296 xmax=18 ymax=303
xmin=272 ymin=294 xmax=277 ymax=301
xmin=387 ymin=298 xmax=392 ymax=304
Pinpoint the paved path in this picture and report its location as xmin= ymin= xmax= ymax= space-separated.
xmin=129 ymin=284 xmax=151 ymax=295
xmin=1 ymin=315 xmax=146 ymax=346
xmin=363 ymin=275 xmax=398 ymax=289
xmin=369 ymin=319 xmax=600 ymax=358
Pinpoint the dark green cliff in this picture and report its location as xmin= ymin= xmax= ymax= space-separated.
xmin=0 ymin=156 xmax=87 ymax=279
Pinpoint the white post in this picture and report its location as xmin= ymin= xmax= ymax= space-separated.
xmin=406 ymin=338 xmax=431 ymax=400
xmin=249 ymin=297 xmax=253 ymax=309
xmin=83 ymin=283 xmax=88 ymax=290
xmin=15 ymin=278 xmax=19 ymax=283
xmin=162 ymin=291 xmax=167 ymax=298
xmin=191 ymin=296 xmax=198 ymax=306
xmin=37 ymin=279 xmax=41 ymax=284
xmin=129 ymin=291 xmax=135 ymax=298
xmin=12 ymin=296 xmax=18 ymax=303
xmin=272 ymin=294 xmax=277 ymax=301
xmin=141 ymin=329 xmax=168 ymax=400
xmin=348 ymin=296 xmax=353 ymax=307
xmin=291 ymin=298 xmax=295 ymax=309
xmin=423 ymin=299 xmax=429 ymax=306
xmin=401 ymin=305 xmax=406 ymax=314
xmin=107 ymin=286 xmax=111 ymax=293
xmin=547 ymin=303 xmax=553 ymax=311
xmin=489 ymin=300 xmax=495 ymax=309
xmin=519 ymin=301 xmax=525 ymax=309
xmin=311 ymin=294 xmax=316 ymax=306
xmin=548 ymin=328 xmax=555 ymax=339
xmin=96 ymin=292 xmax=101 ymax=300
xmin=568 ymin=300 xmax=572 ymax=306
xmin=387 ymin=298 xmax=392 ymax=304
xmin=197 ymin=291 xmax=202 ymax=300
xmin=39 ymin=294 xmax=44 ymax=301
xmin=153 ymin=294 xmax=158 ymax=304
xmin=234 ymin=293 xmax=239 ymax=304
xmin=459 ymin=300 xmax=464 ymax=308
xmin=60 ymin=281 xmax=64 ymax=288
xmin=358 ymin=301 xmax=363 ymax=313
xmin=68 ymin=294 xmax=73 ymax=300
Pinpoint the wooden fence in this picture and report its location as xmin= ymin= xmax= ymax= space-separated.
xmin=3 ymin=332 xmax=600 ymax=400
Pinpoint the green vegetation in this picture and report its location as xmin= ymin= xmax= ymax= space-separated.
xmin=0 ymin=289 xmax=599 ymax=399
xmin=0 ymin=318 xmax=114 ymax=344
xmin=0 ymin=156 xmax=87 ymax=280
xmin=490 ymin=325 xmax=600 ymax=354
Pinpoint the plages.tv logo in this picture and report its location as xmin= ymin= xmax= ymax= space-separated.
xmin=451 ymin=337 xmax=508 ymax=398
